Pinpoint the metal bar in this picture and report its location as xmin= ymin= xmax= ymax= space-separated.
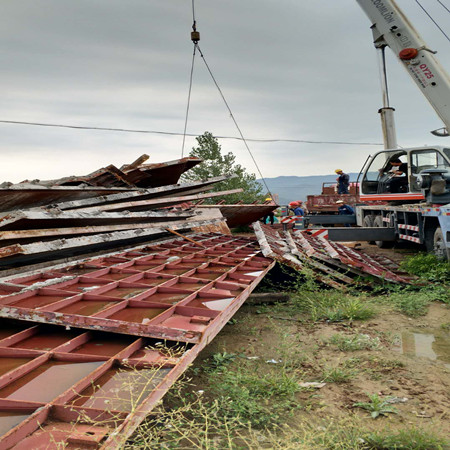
xmin=305 ymin=215 xmax=356 ymax=225
xmin=328 ymin=227 xmax=396 ymax=241
xmin=165 ymin=229 xmax=207 ymax=248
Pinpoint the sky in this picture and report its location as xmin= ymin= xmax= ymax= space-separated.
xmin=1 ymin=0 xmax=449 ymax=183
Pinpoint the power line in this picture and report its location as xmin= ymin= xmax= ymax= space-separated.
xmin=436 ymin=0 xmax=450 ymax=14
xmin=415 ymin=0 xmax=450 ymax=43
xmin=0 ymin=119 xmax=384 ymax=146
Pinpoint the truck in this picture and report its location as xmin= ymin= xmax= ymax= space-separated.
xmin=325 ymin=0 xmax=450 ymax=260
xmin=306 ymin=181 xmax=359 ymax=214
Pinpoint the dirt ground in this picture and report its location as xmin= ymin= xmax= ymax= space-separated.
xmin=188 ymin=291 xmax=450 ymax=439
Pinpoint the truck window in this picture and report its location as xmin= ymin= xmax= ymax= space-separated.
xmin=411 ymin=150 xmax=450 ymax=174
xmin=364 ymin=153 xmax=389 ymax=182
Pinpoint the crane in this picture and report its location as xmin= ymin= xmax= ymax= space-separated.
xmin=356 ymin=0 xmax=450 ymax=140
xmin=321 ymin=0 xmax=450 ymax=259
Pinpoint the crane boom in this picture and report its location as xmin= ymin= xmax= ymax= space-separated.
xmin=356 ymin=0 xmax=450 ymax=136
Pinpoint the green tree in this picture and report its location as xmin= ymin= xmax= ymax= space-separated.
xmin=184 ymin=132 xmax=265 ymax=204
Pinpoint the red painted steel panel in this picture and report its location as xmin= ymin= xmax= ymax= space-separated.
xmin=0 ymin=233 xmax=274 ymax=448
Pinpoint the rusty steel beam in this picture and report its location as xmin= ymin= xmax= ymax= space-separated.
xmin=0 ymin=187 xmax=134 ymax=213
xmin=52 ymin=175 xmax=235 ymax=211
xmin=196 ymin=204 xmax=278 ymax=228
xmin=69 ymin=189 xmax=244 ymax=213
xmin=0 ymin=218 xmax=227 ymax=263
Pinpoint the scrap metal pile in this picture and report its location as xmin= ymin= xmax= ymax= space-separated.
xmin=253 ymin=222 xmax=414 ymax=287
xmin=0 ymin=155 xmax=415 ymax=448
xmin=0 ymin=155 xmax=281 ymax=448
xmin=0 ymin=156 xmax=249 ymax=271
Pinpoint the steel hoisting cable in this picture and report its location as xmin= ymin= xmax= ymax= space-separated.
xmin=415 ymin=0 xmax=450 ymax=43
xmin=181 ymin=45 xmax=196 ymax=157
xmin=436 ymin=0 xmax=450 ymax=14
xmin=195 ymin=44 xmax=274 ymax=199
xmin=181 ymin=0 xmax=198 ymax=157
xmin=191 ymin=0 xmax=196 ymax=24
xmin=181 ymin=0 xmax=273 ymax=198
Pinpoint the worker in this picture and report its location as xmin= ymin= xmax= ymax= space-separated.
xmin=386 ymin=157 xmax=408 ymax=193
xmin=336 ymin=200 xmax=354 ymax=227
xmin=289 ymin=201 xmax=304 ymax=216
xmin=335 ymin=169 xmax=350 ymax=194
xmin=263 ymin=198 xmax=275 ymax=225
xmin=295 ymin=200 xmax=308 ymax=214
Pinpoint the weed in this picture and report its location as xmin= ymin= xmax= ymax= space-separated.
xmin=126 ymin=391 xmax=246 ymax=449
xmin=386 ymin=290 xmax=432 ymax=317
xmin=353 ymin=393 xmax=398 ymax=419
xmin=401 ymin=253 xmax=450 ymax=283
xmin=321 ymin=365 xmax=356 ymax=383
xmin=328 ymin=333 xmax=381 ymax=351
xmin=365 ymin=427 xmax=448 ymax=449
xmin=293 ymin=291 xmax=376 ymax=322
xmin=208 ymin=365 xmax=301 ymax=427
xmin=207 ymin=351 xmax=236 ymax=371
xmin=441 ymin=322 xmax=450 ymax=330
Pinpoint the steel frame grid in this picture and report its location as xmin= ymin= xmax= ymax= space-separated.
xmin=0 ymin=232 xmax=274 ymax=449
xmin=0 ymin=233 xmax=274 ymax=344
xmin=324 ymin=239 xmax=411 ymax=283
xmin=0 ymin=321 xmax=201 ymax=449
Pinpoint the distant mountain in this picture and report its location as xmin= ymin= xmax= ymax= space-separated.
xmin=257 ymin=173 xmax=359 ymax=205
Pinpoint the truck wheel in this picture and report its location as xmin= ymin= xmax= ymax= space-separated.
xmin=374 ymin=215 xmax=394 ymax=249
xmin=424 ymin=225 xmax=437 ymax=254
xmin=363 ymin=215 xmax=375 ymax=245
xmin=433 ymin=227 xmax=449 ymax=261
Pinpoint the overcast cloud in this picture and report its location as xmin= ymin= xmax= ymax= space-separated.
xmin=1 ymin=0 xmax=449 ymax=183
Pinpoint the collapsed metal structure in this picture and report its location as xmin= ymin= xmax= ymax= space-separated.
xmin=0 ymin=233 xmax=274 ymax=448
xmin=0 ymin=156 xmax=415 ymax=448
xmin=253 ymin=222 xmax=413 ymax=286
xmin=0 ymin=156 xmax=280 ymax=448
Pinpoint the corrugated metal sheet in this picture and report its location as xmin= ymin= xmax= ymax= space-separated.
xmin=253 ymin=222 xmax=413 ymax=285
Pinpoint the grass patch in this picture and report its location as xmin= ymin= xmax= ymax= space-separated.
xmin=321 ymin=365 xmax=356 ymax=383
xmin=365 ymin=427 xmax=449 ymax=449
xmin=386 ymin=291 xmax=433 ymax=317
xmin=208 ymin=367 xmax=301 ymax=427
xmin=327 ymin=333 xmax=381 ymax=351
xmin=293 ymin=291 xmax=377 ymax=322
xmin=128 ymin=406 xmax=449 ymax=449
xmin=401 ymin=253 xmax=450 ymax=283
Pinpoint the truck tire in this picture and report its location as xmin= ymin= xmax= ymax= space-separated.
xmin=433 ymin=227 xmax=449 ymax=261
xmin=374 ymin=215 xmax=394 ymax=249
xmin=363 ymin=215 xmax=375 ymax=245
xmin=424 ymin=225 xmax=437 ymax=254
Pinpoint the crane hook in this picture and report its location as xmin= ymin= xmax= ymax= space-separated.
xmin=191 ymin=20 xmax=200 ymax=43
